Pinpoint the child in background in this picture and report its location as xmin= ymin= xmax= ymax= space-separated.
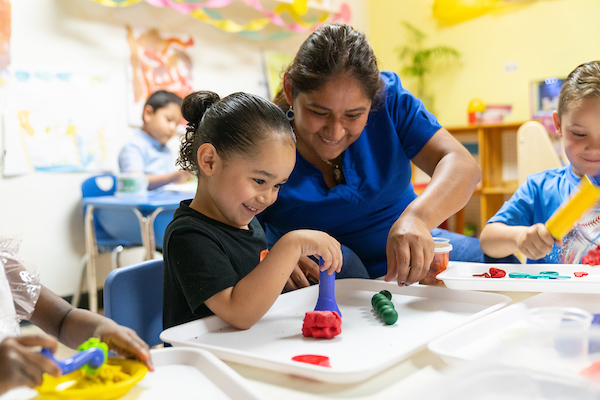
xmin=480 ymin=61 xmax=600 ymax=263
xmin=119 ymin=90 xmax=191 ymax=191
xmin=162 ymin=91 xmax=343 ymax=331
xmin=0 ymin=238 xmax=152 ymax=395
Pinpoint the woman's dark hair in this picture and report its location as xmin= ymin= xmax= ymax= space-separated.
xmin=178 ymin=91 xmax=295 ymax=175
xmin=273 ymin=23 xmax=383 ymax=107
xmin=145 ymin=90 xmax=182 ymax=112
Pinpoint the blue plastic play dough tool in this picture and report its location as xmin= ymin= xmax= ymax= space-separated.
xmin=313 ymin=257 xmax=341 ymax=317
xmin=41 ymin=347 xmax=105 ymax=375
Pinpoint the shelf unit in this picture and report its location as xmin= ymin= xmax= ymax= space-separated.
xmin=446 ymin=122 xmax=525 ymax=229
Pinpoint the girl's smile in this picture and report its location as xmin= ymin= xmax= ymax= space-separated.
xmin=192 ymin=139 xmax=296 ymax=229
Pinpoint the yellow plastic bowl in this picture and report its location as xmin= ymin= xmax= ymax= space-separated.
xmin=36 ymin=358 xmax=148 ymax=400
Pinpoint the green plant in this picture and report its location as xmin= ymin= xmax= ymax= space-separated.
xmin=396 ymin=21 xmax=460 ymax=99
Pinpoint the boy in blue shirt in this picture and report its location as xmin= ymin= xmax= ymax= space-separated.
xmin=480 ymin=61 xmax=600 ymax=263
xmin=119 ymin=90 xmax=191 ymax=190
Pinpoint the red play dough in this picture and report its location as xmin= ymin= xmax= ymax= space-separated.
xmin=574 ymin=272 xmax=589 ymax=277
xmin=473 ymin=268 xmax=506 ymax=279
xmin=302 ymin=311 xmax=342 ymax=339
xmin=291 ymin=354 xmax=331 ymax=367
xmin=489 ymin=268 xmax=506 ymax=278
xmin=582 ymin=245 xmax=600 ymax=265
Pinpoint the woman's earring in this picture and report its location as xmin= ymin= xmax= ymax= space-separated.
xmin=286 ymin=106 xmax=295 ymax=121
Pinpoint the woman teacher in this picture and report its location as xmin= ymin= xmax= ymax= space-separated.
xmin=260 ymin=23 xmax=487 ymax=288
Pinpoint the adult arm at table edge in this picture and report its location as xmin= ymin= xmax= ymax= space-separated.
xmin=384 ymin=128 xmax=481 ymax=285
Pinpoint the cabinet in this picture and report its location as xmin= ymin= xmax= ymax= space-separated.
xmin=446 ymin=122 xmax=525 ymax=230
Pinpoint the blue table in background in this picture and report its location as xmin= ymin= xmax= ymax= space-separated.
xmin=82 ymin=190 xmax=193 ymax=312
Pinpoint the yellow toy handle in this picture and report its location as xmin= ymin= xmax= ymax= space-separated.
xmin=546 ymin=175 xmax=600 ymax=240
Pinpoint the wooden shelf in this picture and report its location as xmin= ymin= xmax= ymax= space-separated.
xmin=447 ymin=122 xmax=526 ymax=230
xmin=481 ymin=181 xmax=519 ymax=195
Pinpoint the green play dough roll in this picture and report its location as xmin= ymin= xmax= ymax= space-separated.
xmin=381 ymin=308 xmax=398 ymax=325
xmin=373 ymin=297 xmax=390 ymax=311
xmin=379 ymin=290 xmax=392 ymax=300
xmin=371 ymin=292 xmax=398 ymax=325
xmin=371 ymin=293 xmax=387 ymax=307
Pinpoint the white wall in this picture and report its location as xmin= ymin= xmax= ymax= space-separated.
xmin=0 ymin=0 xmax=366 ymax=297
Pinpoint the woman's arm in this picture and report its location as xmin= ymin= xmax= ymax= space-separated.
xmin=385 ymin=128 xmax=481 ymax=285
xmin=409 ymin=128 xmax=481 ymax=228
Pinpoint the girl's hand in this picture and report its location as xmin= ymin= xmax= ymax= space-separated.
xmin=384 ymin=215 xmax=435 ymax=286
xmin=92 ymin=319 xmax=154 ymax=371
xmin=290 ymin=230 xmax=343 ymax=276
xmin=516 ymin=223 xmax=555 ymax=260
xmin=0 ymin=335 xmax=62 ymax=395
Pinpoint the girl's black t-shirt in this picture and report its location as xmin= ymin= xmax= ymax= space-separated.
xmin=162 ymin=199 xmax=268 ymax=331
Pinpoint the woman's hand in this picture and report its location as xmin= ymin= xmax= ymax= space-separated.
xmin=384 ymin=214 xmax=435 ymax=286
xmin=284 ymin=256 xmax=320 ymax=291
xmin=93 ymin=319 xmax=154 ymax=371
xmin=0 ymin=335 xmax=62 ymax=395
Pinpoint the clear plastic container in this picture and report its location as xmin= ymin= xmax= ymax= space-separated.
xmin=115 ymin=173 xmax=148 ymax=197
xmin=420 ymin=238 xmax=452 ymax=286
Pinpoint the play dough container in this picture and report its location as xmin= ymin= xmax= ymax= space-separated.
xmin=36 ymin=358 xmax=147 ymax=400
xmin=420 ymin=238 xmax=452 ymax=286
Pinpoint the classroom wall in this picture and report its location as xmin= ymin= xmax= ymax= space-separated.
xmin=0 ymin=0 xmax=367 ymax=297
xmin=367 ymin=0 xmax=600 ymax=127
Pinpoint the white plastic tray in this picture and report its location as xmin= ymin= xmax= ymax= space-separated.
xmin=0 ymin=348 xmax=267 ymax=400
xmin=428 ymin=292 xmax=600 ymax=366
xmin=438 ymin=262 xmax=600 ymax=293
xmin=160 ymin=279 xmax=510 ymax=383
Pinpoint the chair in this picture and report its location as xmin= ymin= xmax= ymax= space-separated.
xmin=517 ymin=121 xmax=563 ymax=185
xmin=72 ymin=174 xmax=140 ymax=310
xmin=104 ymin=259 xmax=164 ymax=347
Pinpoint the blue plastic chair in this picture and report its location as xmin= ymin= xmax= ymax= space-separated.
xmin=72 ymin=174 xmax=141 ymax=309
xmin=104 ymin=259 xmax=164 ymax=347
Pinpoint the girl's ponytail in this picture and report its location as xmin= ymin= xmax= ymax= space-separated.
xmin=178 ymin=91 xmax=220 ymax=173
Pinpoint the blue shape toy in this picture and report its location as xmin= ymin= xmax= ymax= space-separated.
xmin=41 ymin=338 xmax=108 ymax=375
xmin=313 ymin=257 xmax=341 ymax=317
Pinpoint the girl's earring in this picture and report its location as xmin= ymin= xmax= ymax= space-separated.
xmin=286 ymin=106 xmax=295 ymax=121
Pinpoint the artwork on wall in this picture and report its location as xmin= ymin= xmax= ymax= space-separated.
xmin=126 ymin=26 xmax=194 ymax=127
xmin=2 ymin=68 xmax=115 ymax=176
xmin=262 ymin=51 xmax=294 ymax=100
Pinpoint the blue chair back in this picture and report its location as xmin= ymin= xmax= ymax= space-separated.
xmin=81 ymin=174 xmax=142 ymax=246
xmin=104 ymin=259 xmax=164 ymax=347
xmin=81 ymin=174 xmax=117 ymax=197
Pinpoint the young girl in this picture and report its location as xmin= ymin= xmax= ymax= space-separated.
xmin=162 ymin=91 xmax=343 ymax=331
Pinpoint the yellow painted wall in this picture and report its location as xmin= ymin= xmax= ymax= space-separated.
xmin=367 ymin=0 xmax=600 ymax=127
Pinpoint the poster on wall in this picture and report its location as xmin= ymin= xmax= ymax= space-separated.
xmin=126 ymin=26 xmax=194 ymax=127
xmin=2 ymin=67 xmax=115 ymax=176
xmin=262 ymin=51 xmax=294 ymax=101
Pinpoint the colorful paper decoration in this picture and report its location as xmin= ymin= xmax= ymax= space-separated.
xmin=87 ymin=0 xmax=352 ymax=39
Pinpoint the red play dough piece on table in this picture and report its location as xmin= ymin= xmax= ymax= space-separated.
xmin=574 ymin=272 xmax=589 ymax=277
xmin=582 ymin=245 xmax=600 ymax=265
xmin=473 ymin=268 xmax=506 ymax=278
xmin=291 ymin=354 xmax=331 ymax=367
xmin=302 ymin=311 xmax=341 ymax=339
xmin=489 ymin=268 xmax=506 ymax=278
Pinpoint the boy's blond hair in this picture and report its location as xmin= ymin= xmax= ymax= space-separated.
xmin=558 ymin=61 xmax=600 ymax=118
